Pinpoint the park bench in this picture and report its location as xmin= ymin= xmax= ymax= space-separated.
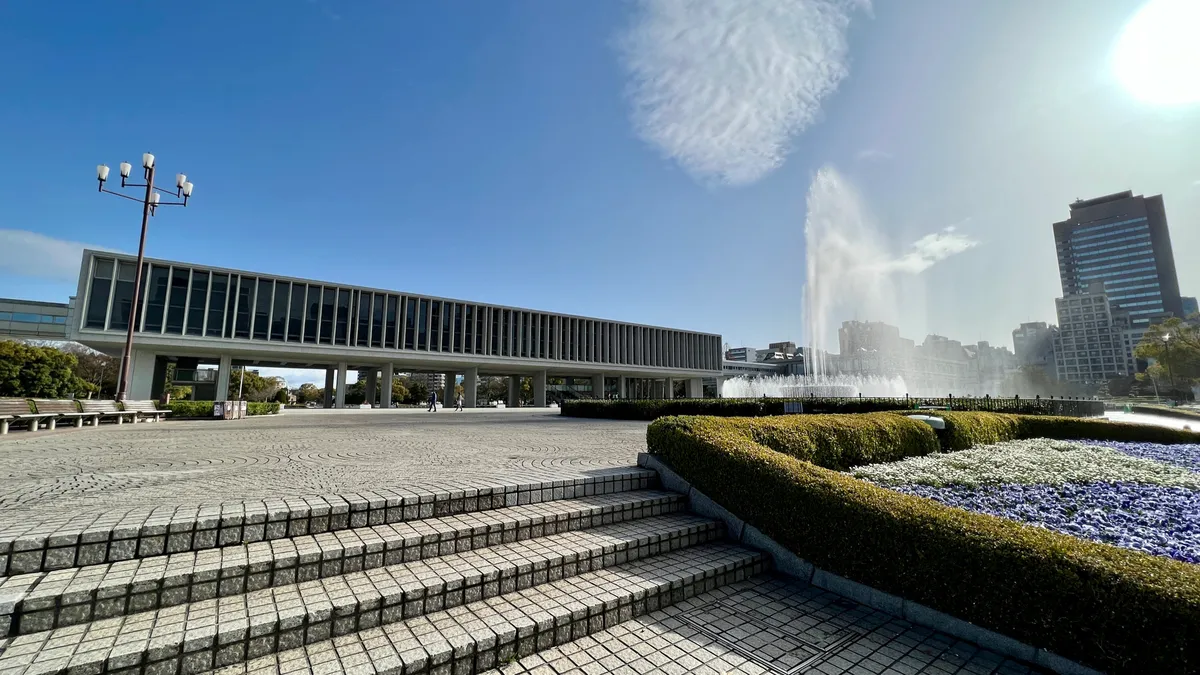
xmin=80 ymin=399 xmax=136 ymax=425
xmin=0 ymin=398 xmax=55 ymax=434
xmin=30 ymin=399 xmax=99 ymax=430
xmin=123 ymin=399 xmax=171 ymax=423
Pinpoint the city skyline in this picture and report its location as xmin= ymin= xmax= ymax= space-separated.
xmin=1 ymin=1 xmax=1197 ymax=369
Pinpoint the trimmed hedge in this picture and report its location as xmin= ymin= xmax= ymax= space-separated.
xmin=561 ymin=397 xmax=1105 ymax=420
xmin=907 ymin=410 xmax=1200 ymax=451
xmin=697 ymin=413 xmax=939 ymax=471
xmin=648 ymin=415 xmax=1200 ymax=674
xmin=157 ymin=401 xmax=281 ymax=418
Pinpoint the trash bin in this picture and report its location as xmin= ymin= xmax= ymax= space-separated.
xmin=213 ymin=402 xmax=224 ymax=418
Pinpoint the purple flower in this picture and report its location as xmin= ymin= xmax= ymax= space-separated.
xmin=887 ymin=482 xmax=1200 ymax=564
xmin=1090 ymin=441 xmax=1200 ymax=473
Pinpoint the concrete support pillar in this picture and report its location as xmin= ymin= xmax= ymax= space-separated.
xmin=335 ymin=362 xmax=348 ymax=408
xmin=665 ymin=377 xmax=674 ymax=400
xmin=444 ymin=372 xmax=456 ymax=408
xmin=324 ymin=368 xmax=335 ymax=408
xmin=381 ymin=364 xmax=394 ymax=409
xmin=216 ymin=355 xmax=232 ymax=401
xmin=508 ymin=375 xmax=521 ymax=408
xmin=590 ymin=373 xmax=604 ymax=400
xmin=464 ymin=368 xmax=478 ymax=408
xmin=365 ymin=370 xmax=378 ymax=407
xmin=533 ymin=370 xmax=547 ymax=407
xmin=617 ymin=376 xmax=627 ymax=399
xmin=129 ymin=350 xmax=157 ymax=401
xmin=686 ymin=377 xmax=703 ymax=399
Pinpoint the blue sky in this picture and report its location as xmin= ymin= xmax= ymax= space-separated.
xmin=2 ymin=0 xmax=1197 ymax=380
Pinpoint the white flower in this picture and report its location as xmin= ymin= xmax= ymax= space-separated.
xmin=850 ymin=438 xmax=1200 ymax=489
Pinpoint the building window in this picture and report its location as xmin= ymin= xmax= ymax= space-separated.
xmin=334 ymin=289 xmax=351 ymax=345
xmin=270 ymin=281 xmax=288 ymax=341
xmin=476 ymin=306 xmax=485 ymax=354
xmin=164 ymin=268 xmax=190 ymax=334
xmin=462 ymin=305 xmax=474 ymax=355
xmin=354 ymin=292 xmax=370 ymax=346
xmin=302 ymin=284 xmax=319 ymax=343
xmin=491 ymin=308 xmax=500 ymax=355
xmin=385 ymin=295 xmax=399 ymax=349
xmin=144 ymin=266 xmax=171 ymax=333
xmin=207 ymin=274 xmax=229 ymax=338
xmin=109 ymin=261 xmax=140 ymax=331
xmin=288 ymin=284 xmax=304 ymax=342
xmin=252 ymin=278 xmax=272 ymax=340
xmin=230 ymin=277 xmax=253 ymax=339
xmin=441 ymin=302 xmax=451 ymax=352
xmin=371 ymin=293 xmax=385 ymax=348
xmin=187 ymin=271 xmax=209 ymax=336
xmin=418 ymin=298 xmax=429 ymax=350
xmin=85 ymin=258 xmax=114 ymax=329
xmin=430 ymin=301 xmax=442 ymax=351
xmin=319 ymin=288 xmax=336 ymax=345
xmin=405 ymin=299 xmax=417 ymax=350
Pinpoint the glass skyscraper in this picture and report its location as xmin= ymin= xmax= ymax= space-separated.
xmin=1053 ymin=190 xmax=1183 ymax=327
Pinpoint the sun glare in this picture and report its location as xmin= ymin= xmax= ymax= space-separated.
xmin=1112 ymin=0 xmax=1200 ymax=106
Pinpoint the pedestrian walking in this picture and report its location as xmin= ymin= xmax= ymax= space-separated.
xmin=455 ymin=393 xmax=464 ymax=411
xmin=427 ymin=390 xmax=437 ymax=412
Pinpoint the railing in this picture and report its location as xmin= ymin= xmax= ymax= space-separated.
xmin=787 ymin=395 xmax=1105 ymax=417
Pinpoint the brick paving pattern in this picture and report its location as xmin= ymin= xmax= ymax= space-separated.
xmin=0 ymin=412 xmax=1051 ymax=674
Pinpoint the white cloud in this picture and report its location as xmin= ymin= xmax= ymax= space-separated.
xmin=0 ymin=230 xmax=118 ymax=282
xmin=856 ymin=148 xmax=892 ymax=162
xmin=886 ymin=226 xmax=978 ymax=274
xmin=618 ymin=0 xmax=867 ymax=185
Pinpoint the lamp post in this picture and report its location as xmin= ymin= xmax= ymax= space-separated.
xmin=1162 ymin=333 xmax=1175 ymax=400
xmin=96 ymin=154 xmax=193 ymax=402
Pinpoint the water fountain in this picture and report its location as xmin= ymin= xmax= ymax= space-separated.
xmin=720 ymin=166 xmax=972 ymax=399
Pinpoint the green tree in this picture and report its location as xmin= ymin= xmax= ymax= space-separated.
xmin=0 ymin=340 xmax=90 ymax=398
xmin=65 ymin=346 xmax=117 ymax=398
xmin=1134 ymin=318 xmax=1200 ymax=398
xmin=295 ymin=383 xmax=323 ymax=404
xmin=404 ymin=379 xmax=428 ymax=405
xmin=391 ymin=379 xmax=409 ymax=407
xmin=275 ymin=388 xmax=289 ymax=404
xmin=230 ymin=367 xmax=284 ymax=402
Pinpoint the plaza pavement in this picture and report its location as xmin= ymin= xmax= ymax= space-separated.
xmin=0 ymin=410 xmax=1045 ymax=674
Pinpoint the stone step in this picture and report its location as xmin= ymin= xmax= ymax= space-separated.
xmin=209 ymin=544 xmax=764 ymax=675
xmin=0 ymin=490 xmax=683 ymax=638
xmin=0 ymin=467 xmax=656 ymax=577
xmin=0 ymin=515 xmax=730 ymax=675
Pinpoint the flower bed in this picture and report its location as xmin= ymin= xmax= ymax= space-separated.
xmin=853 ymin=438 xmax=1200 ymax=564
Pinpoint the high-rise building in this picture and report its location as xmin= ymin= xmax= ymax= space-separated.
xmin=1183 ymin=296 xmax=1199 ymax=318
xmin=1052 ymin=283 xmax=1132 ymax=385
xmin=1012 ymin=321 xmax=1057 ymax=376
xmin=724 ymin=347 xmax=759 ymax=362
xmin=838 ymin=320 xmax=905 ymax=356
xmin=1053 ymin=190 xmax=1184 ymax=327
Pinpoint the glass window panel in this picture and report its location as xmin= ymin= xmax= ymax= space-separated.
xmin=453 ymin=303 xmax=463 ymax=353
xmin=385 ymin=295 xmax=398 ymax=349
xmin=335 ymin=289 xmax=350 ymax=345
xmin=304 ymin=284 xmax=321 ymax=343
xmin=232 ymin=277 xmax=253 ymax=339
xmin=143 ymin=266 xmax=171 ymax=333
xmin=288 ymin=283 xmax=304 ymax=342
xmin=371 ymin=293 xmax=385 ymax=347
xmin=319 ymin=288 xmax=336 ymax=344
xmin=405 ymin=298 xmax=416 ymax=349
xmin=463 ymin=305 xmax=474 ymax=354
xmin=430 ymin=301 xmax=442 ymax=351
xmin=186 ymin=271 xmax=208 ymax=336
xmin=109 ymin=261 xmax=139 ymax=331
xmin=476 ymin=306 xmax=485 ymax=354
xmin=164 ymin=268 xmax=190 ymax=334
xmin=492 ymin=308 xmax=500 ymax=355
xmin=207 ymin=274 xmax=228 ymax=337
xmin=85 ymin=258 xmax=114 ymax=329
xmin=501 ymin=310 xmax=510 ymax=356
xmin=418 ymin=299 xmax=430 ymax=349
xmin=352 ymin=291 xmax=366 ymax=346
xmin=270 ymin=281 xmax=288 ymax=341
xmin=441 ymin=302 xmax=451 ymax=351
xmin=251 ymin=279 xmax=271 ymax=340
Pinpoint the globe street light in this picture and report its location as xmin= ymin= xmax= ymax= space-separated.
xmin=96 ymin=153 xmax=194 ymax=402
